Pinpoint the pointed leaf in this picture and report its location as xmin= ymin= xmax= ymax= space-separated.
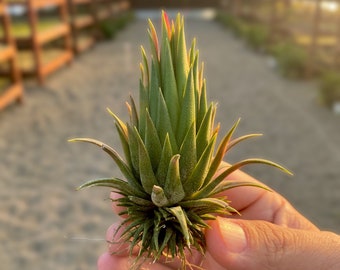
xmin=77 ymin=177 xmax=146 ymax=198
xmin=167 ymin=206 xmax=191 ymax=247
xmin=134 ymin=127 xmax=159 ymax=194
xmin=107 ymin=108 xmax=128 ymax=138
xmin=179 ymin=122 xmax=197 ymax=182
xmin=127 ymin=124 xmax=139 ymax=175
xmin=114 ymin=122 xmax=133 ymax=169
xmin=179 ymin=197 xmax=230 ymax=209
xmin=156 ymin=88 xmax=178 ymax=153
xmin=128 ymin=95 xmax=139 ymax=128
xmin=139 ymin=80 xmax=148 ymax=139
xmin=149 ymin=58 xmax=160 ymax=122
xmin=194 ymin=158 xmax=293 ymax=199
xmin=106 ymin=108 xmax=132 ymax=169
xmin=227 ymin=133 xmax=263 ymax=152
xmin=148 ymin=19 xmax=159 ymax=60
xmin=210 ymin=180 xmax=271 ymax=197
xmin=141 ymin=46 xmax=149 ymax=87
xmin=203 ymin=119 xmax=240 ymax=186
xmin=177 ymin=68 xmax=195 ymax=145
xmin=197 ymin=78 xmax=207 ymax=130
xmin=164 ymin=154 xmax=185 ymax=204
xmin=156 ymin=228 xmax=174 ymax=259
xmin=183 ymin=133 xmax=217 ymax=195
xmin=160 ymin=27 xmax=179 ymax=132
xmin=156 ymin=134 xmax=173 ymax=187
xmin=68 ymin=138 xmax=141 ymax=191
xmin=145 ymin=109 xmax=162 ymax=170
xmin=175 ymin=16 xmax=189 ymax=97
xmin=196 ymin=103 xmax=216 ymax=158
xmin=151 ymin=185 xmax=169 ymax=207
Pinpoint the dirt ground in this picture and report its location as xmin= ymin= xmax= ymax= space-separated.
xmin=0 ymin=10 xmax=339 ymax=270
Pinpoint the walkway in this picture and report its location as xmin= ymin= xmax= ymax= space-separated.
xmin=0 ymin=12 xmax=339 ymax=269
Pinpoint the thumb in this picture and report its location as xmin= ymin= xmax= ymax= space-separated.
xmin=206 ymin=217 xmax=340 ymax=270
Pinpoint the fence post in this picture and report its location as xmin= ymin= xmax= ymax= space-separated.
xmin=308 ymin=0 xmax=322 ymax=76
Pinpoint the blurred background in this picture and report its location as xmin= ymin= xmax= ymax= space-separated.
xmin=0 ymin=0 xmax=339 ymax=269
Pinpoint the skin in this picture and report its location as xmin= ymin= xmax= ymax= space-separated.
xmin=97 ymin=166 xmax=340 ymax=270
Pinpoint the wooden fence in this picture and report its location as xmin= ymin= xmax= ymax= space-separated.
xmin=130 ymin=0 xmax=220 ymax=8
xmin=223 ymin=0 xmax=340 ymax=75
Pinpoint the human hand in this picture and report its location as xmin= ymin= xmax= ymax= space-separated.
xmin=97 ymin=166 xmax=340 ymax=269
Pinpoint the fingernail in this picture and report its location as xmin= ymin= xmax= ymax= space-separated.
xmin=217 ymin=217 xmax=247 ymax=253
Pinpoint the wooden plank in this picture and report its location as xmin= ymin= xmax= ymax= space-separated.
xmin=41 ymin=50 xmax=72 ymax=76
xmin=0 ymin=45 xmax=15 ymax=62
xmin=32 ymin=0 xmax=66 ymax=9
xmin=73 ymin=15 xmax=95 ymax=29
xmin=70 ymin=0 xmax=93 ymax=4
xmin=295 ymin=34 xmax=337 ymax=47
xmin=0 ymin=83 xmax=23 ymax=110
xmin=36 ymin=23 xmax=70 ymax=44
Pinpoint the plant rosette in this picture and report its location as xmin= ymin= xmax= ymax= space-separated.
xmin=70 ymin=11 xmax=291 ymax=269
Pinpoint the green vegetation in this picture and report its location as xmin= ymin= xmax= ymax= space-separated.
xmin=99 ymin=12 xmax=134 ymax=40
xmin=270 ymin=42 xmax=308 ymax=78
xmin=319 ymin=71 xmax=340 ymax=107
xmin=216 ymin=12 xmax=269 ymax=51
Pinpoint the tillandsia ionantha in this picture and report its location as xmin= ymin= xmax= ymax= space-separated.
xmin=70 ymin=11 xmax=291 ymax=269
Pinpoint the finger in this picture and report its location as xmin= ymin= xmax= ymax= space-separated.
xmin=216 ymin=164 xmax=269 ymax=210
xmin=206 ymin=217 xmax=340 ymax=270
xmin=97 ymin=252 xmax=130 ymax=270
xmin=216 ymin=166 xmax=318 ymax=230
xmin=109 ymin=192 xmax=127 ymax=217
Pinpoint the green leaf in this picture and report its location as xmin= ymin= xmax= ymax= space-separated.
xmin=107 ymin=108 xmax=133 ymax=170
xmin=114 ymin=122 xmax=133 ymax=170
xmin=127 ymin=124 xmax=139 ymax=175
xmin=203 ymin=119 xmax=240 ymax=186
xmin=145 ymin=109 xmax=162 ymax=170
xmin=227 ymin=133 xmax=263 ymax=152
xmin=151 ymin=185 xmax=169 ymax=207
xmin=77 ymin=177 xmax=146 ymax=198
xmin=107 ymin=108 xmax=127 ymax=138
xmin=209 ymin=180 xmax=271 ymax=198
xmin=139 ymin=79 xmax=148 ymax=139
xmin=128 ymin=196 xmax=154 ymax=207
xmin=189 ymin=38 xmax=196 ymax=63
xmin=194 ymin=158 xmax=293 ymax=199
xmin=156 ymin=134 xmax=173 ymax=187
xmin=134 ymin=127 xmax=159 ymax=194
xmin=156 ymin=88 xmax=178 ymax=153
xmin=128 ymin=95 xmax=139 ymax=129
xmin=179 ymin=197 xmax=230 ymax=209
xmin=196 ymin=103 xmax=216 ymax=158
xmin=179 ymin=122 xmax=197 ymax=183
xmin=149 ymin=58 xmax=160 ymax=122
xmin=177 ymin=68 xmax=195 ymax=145
xmin=197 ymin=78 xmax=207 ymax=128
xmin=192 ymin=53 xmax=200 ymax=113
xmin=140 ymin=46 xmax=149 ymax=87
xmin=160 ymin=27 xmax=179 ymax=132
xmin=148 ymin=19 xmax=159 ymax=61
xmin=68 ymin=138 xmax=141 ymax=191
xmin=155 ymin=227 xmax=174 ymax=259
xmin=175 ymin=15 xmax=189 ymax=98
xmin=164 ymin=154 xmax=185 ymax=204
xmin=167 ymin=206 xmax=191 ymax=247
xmin=184 ymin=133 xmax=217 ymax=196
